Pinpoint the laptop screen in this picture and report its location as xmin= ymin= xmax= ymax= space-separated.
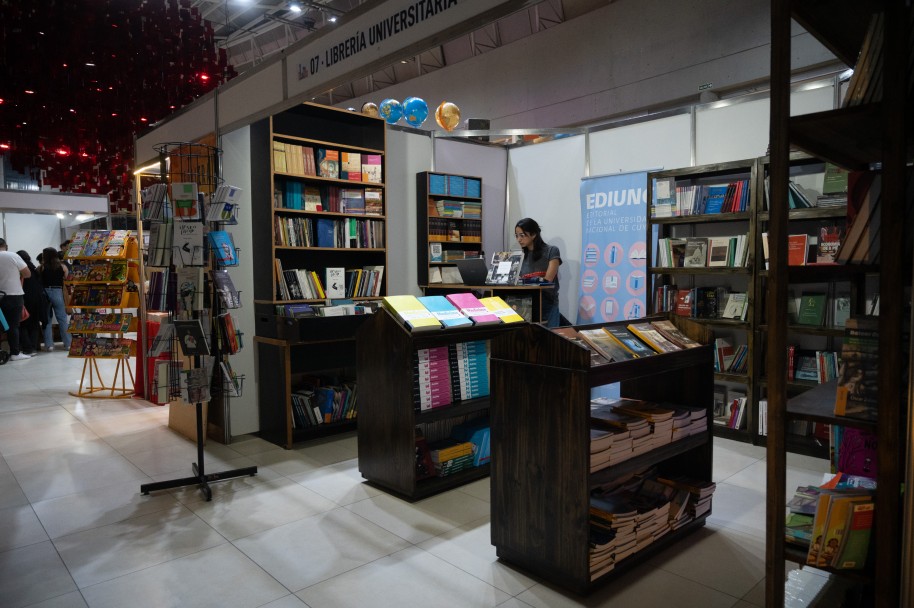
xmin=453 ymin=258 xmax=489 ymax=285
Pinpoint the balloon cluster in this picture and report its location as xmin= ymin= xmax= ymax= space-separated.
xmin=361 ymin=99 xmax=461 ymax=131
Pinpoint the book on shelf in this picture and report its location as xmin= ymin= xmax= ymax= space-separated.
xmin=602 ymin=325 xmax=656 ymax=358
xmin=341 ymin=189 xmax=365 ymax=214
xmin=833 ymin=501 xmax=875 ymax=570
xmin=445 ymin=292 xmax=501 ymax=325
xmin=651 ymin=176 xmax=677 ymax=218
xmin=325 ymin=267 xmax=346 ymax=299
xmin=706 ymin=237 xmax=731 ymax=267
xmin=834 ymin=317 xmax=879 ymax=420
xmin=478 ymin=296 xmax=525 ymax=324
xmin=795 ymin=293 xmax=827 ymax=326
xmin=172 ymin=222 xmax=205 ymax=267
xmin=576 ymin=328 xmax=634 ymax=363
xmin=317 ymin=148 xmax=340 ymax=179
xmin=787 ymin=234 xmax=808 ymax=266
xmin=364 ymin=188 xmax=383 ymax=216
xmin=428 ymin=242 xmax=443 ymax=263
xmin=701 ymin=185 xmax=729 ymax=214
xmin=361 ymin=154 xmax=383 ymax=183
xmin=141 ymin=183 xmax=169 ymax=220
xmin=626 ymin=322 xmax=681 ymax=353
xmin=822 ymin=162 xmax=849 ymax=195
xmin=341 ymin=152 xmax=362 ymax=181
xmin=720 ymin=292 xmax=748 ymax=321
xmin=382 ymin=295 xmax=442 ymax=331
xmin=815 ymin=225 xmax=842 ymax=264
xmin=212 ymin=269 xmax=241 ymax=309
xmin=175 ymin=267 xmax=205 ymax=313
xmin=170 ymin=182 xmax=200 ymax=220
xmin=69 ymin=312 xmax=134 ymax=333
xmin=173 ymin=319 xmax=211 ymax=356
xmin=486 ymin=250 xmax=523 ymax=285
xmin=68 ymin=336 xmax=134 ymax=358
xmin=837 ymin=427 xmax=878 ymax=478
xmin=180 ymin=365 xmax=213 ymax=404
xmin=303 ymin=186 xmax=323 ymax=212
xmin=650 ymin=319 xmax=701 ymax=349
xmin=416 ymin=295 xmax=474 ymax=329
xmin=208 ymin=231 xmax=238 ymax=266
xmin=682 ymin=238 xmax=708 ymax=267
xmin=272 ymin=141 xmax=288 ymax=173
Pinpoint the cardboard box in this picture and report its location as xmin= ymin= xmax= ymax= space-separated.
xmin=168 ymin=398 xmax=207 ymax=445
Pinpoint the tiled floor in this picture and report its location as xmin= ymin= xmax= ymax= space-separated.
xmin=0 ymin=351 xmax=832 ymax=608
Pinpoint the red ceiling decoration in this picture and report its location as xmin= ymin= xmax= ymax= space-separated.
xmin=0 ymin=0 xmax=237 ymax=213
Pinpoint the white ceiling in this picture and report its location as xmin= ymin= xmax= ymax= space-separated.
xmin=192 ymin=0 xmax=610 ymax=105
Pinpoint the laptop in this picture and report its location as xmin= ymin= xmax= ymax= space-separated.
xmin=453 ymin=257 xmax=490 ymax=286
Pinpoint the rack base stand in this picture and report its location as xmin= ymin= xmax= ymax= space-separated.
xmin=140 ymin=401 xmax=257 ymax=501
xmin=70 ymin=357 xmax=135 ymax=399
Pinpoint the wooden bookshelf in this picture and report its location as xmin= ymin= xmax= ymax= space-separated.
xmin=489 ymin=316 xmax=714 ymax=594
xmin=355 ymin=307 xmax=516 ymax=500
xmin=416 ymin=171 xmax=484 ymax=288
xmin=250 ymin=102 xmax=387 ymax=447
xmin=767 ymin=2 xmax=910 ymax=605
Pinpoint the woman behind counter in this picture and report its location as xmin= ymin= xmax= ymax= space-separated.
xmin=514 ymin=217 xmax=562 ymax=327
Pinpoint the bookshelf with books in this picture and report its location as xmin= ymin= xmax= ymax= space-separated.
xmin=416 ymin=171 xmax=484 ymax=287
xmin=489 ymin=315 xmax=714 ymax=594
xmin=755 ymin=152 xmax=877 ymax=458
xmin=767 ymin=2 xmax=911 ymax=606
xmin=251 ymin=102 xmax=387 ymax=447
xmin=646 ymin=159 xmax=760 ymax=445
xmin=355 ymin=306 xmax=516 ymax=500
xmin=63 ymin=230 xmax=141 ymax=398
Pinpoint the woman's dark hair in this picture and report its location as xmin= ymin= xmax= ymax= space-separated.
xmin=16 ymin=250 xmax=37 ymax=272
xmin=516 ymin=217 xmax=546 ymax=261
xmin=41 ymin=247 xmax=62 ymax=273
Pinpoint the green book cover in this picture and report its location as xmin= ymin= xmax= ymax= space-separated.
xmin=834 ymin=501 xmax=874 ymax=569
xmin=796 ymin=293 xmax=827 ymax=326
xmin=822 ymin=162 xmax=850 ymax=195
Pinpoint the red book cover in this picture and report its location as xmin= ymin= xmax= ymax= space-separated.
xmin=788 ymin=344 xmax=796 ymax=381
xmin=674 ymin=289 xmax=693 ymax=316
xmin=788 ymin=234 xmax=808 ymax=266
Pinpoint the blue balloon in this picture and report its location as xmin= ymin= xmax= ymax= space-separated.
xmin=378 ymin=99 xmax=403 ymax=124
xmin=403 ymin=97 xmax=429 ymax=128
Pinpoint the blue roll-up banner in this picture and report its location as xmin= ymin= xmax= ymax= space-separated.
xmin=576 ymin=171 xmax=652 ymax=324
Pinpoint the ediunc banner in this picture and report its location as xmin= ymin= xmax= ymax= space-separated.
xmin=576 ymin=171 xmax=651 ymax=324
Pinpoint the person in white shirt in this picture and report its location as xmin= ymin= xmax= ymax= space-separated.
xmin=0 ymin=238 xmax=32 ymax=360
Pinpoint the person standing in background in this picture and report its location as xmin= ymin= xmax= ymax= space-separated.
xmin=514 ymin=217 xmax=562 ymax=327
xmin=39 ymin=247 xmax=71 ymax=352
xmin=0 ymin=238 xmax=32 ymax=360
xmin=17 ymin=250 xmax=48 ymax=355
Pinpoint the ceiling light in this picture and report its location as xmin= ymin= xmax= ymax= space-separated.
xmin=329 ymin=16 xmax=337 ymax=22
xmin=56 ymin=213 xmax=65 ymax=219
xmin=76 ymin=214 xmax=92 ymax=221
xmin=289 ymin=2 xmax=303 ymax=13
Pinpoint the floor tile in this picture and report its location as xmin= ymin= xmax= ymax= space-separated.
xmin=295 ymin=546 xmax=511 ymax=607
xmin=296 ymin=432 xmax=358 ymax=465
xmin=0 ymin=421 xmax=99 ymax=458
xmin=418 ymin=515 xmax=537 ymax=596
xmin=79 ymin=542 xmax=289 ymax=608
xmin=256 ymin=596 xmax=310 ymax=608
xmin=14 ymin=452 xmax=150 ymax=503
xmin=724 ymin=460 xmax=827 ymax=496
xmin=166 ymin=464 xmax=283 ymax=506
xmin=246 ymin=446 xmax=327 ymax=477
xmin=497 ymin=599 xmax=536 ymax=608
xmin=53 ymin=505 xmax=226 ymax=588
xmin=186 ymin=477 xmax=337 ymax=540
xmin=0 ymin=503 xmax=49 ymax=551
xmin=123 ymin=441 xmax=250 ymax=477
xmin=345 ymin=489 xmax=491 ymax=544
xmin=234 ymin=507 xmax=410 ymax=592
xmin=712 ymin=443 xmax=762 ymax=483
xmin=456 ymin=477 xmax=491 ymax=503
xmin=228 ymin=434 xmax=283 ymax=456
xmin=644 ymin=524 xmax=764 ymax=599
xmin=705 ymin=482 xmax=767 ymax=539
xmin=23 ymin=591 xmax=90 ymax=608
xmin=0 ymin=540 xmax=79 ymax=608
xmin=287 ymin=457 xmax=382 ymax=505
xmin=0 ymin=405 xmax=80 ymax=433
xmin=31 ymin=478 xmax=182 ymax=539
xmin=0 ymin=470 xmax=29 ymax=509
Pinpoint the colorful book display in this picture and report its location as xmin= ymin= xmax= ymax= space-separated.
xmin=417 ymin=295 xmax=474 ymax=329
xmin=445 ymin=292 xmax=500 ymax=325
xmin=382 ymin=295 xmax=443 ymax=332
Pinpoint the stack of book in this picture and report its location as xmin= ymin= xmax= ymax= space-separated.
xmin=657 ymin=475 xmax=716 ymax=519
xmin=590 ymin=427 xmax=633 ymax=473
xmin=413 ymin=346 xmax=453 ymax=411
xmin=449 ymin=340 xmax=490 ymax=401
xmin=428 ymin=438 xmax=476 ymax=476
xmin=590 ymin=399 xmax=650 ymax=462
xmin=589 ymin=493 xmax=638 ymax=579
xmin=611 ymin=400 xmax=676 ymax=448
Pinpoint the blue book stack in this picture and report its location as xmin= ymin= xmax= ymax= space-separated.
xmin=429 ymin=173 xmax=447 ymax=195
xmin=465 ymin=178 xmax=481 ymax=198
xmin=451 ymin=417 xmax=491 ymax=466
xmin=417 ymin=295 xmax=473 ymax=329
xmin=449 ymin=340 xmax=490 ymax=400
xmin=447 ymin=175 xmax=466 ymax=196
